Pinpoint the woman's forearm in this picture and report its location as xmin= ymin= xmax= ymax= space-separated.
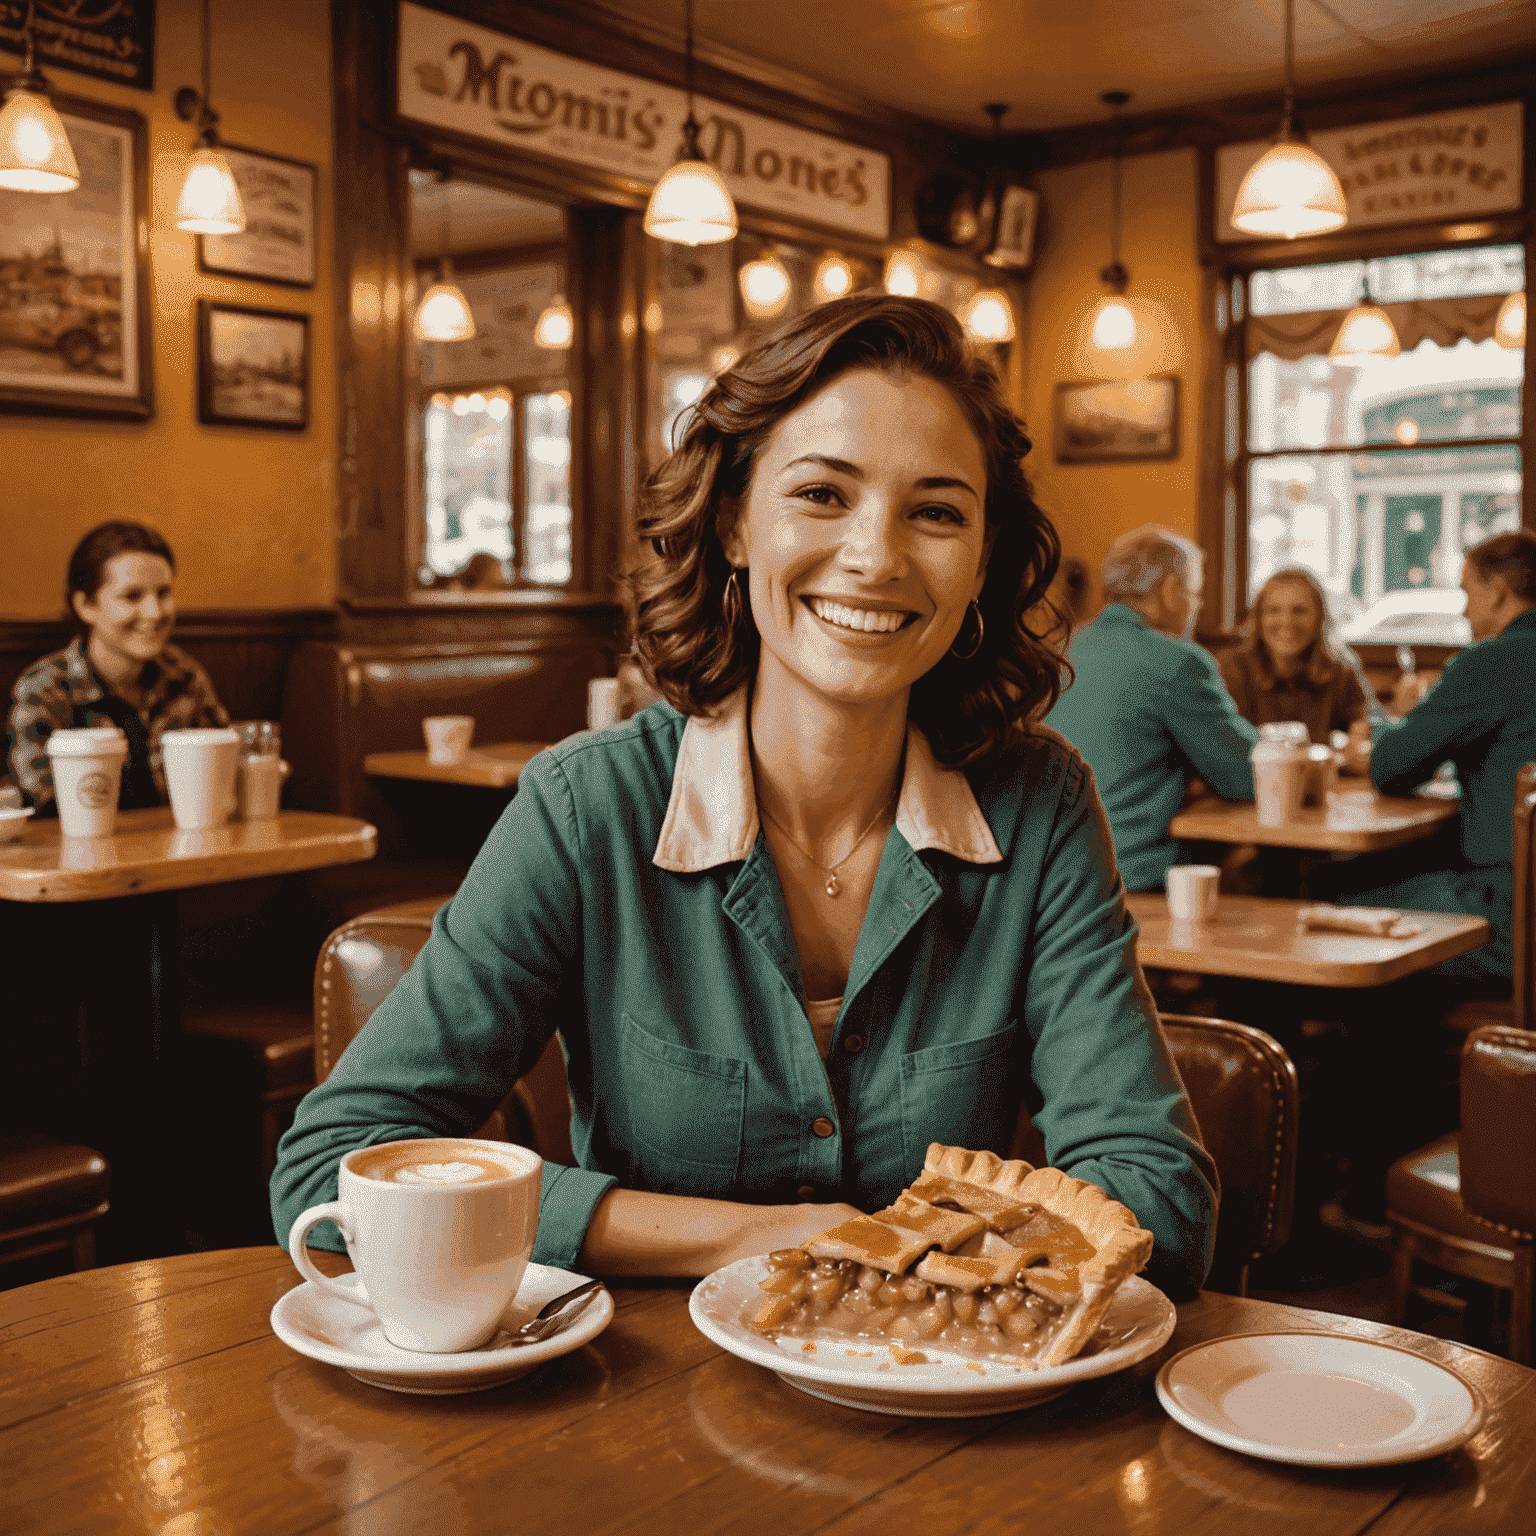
xmin=576 ymin=1187 xmax=860 ymax=1278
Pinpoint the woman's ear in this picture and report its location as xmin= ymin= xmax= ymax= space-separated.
xmin=972 ymin=523 xmax=1000 ymax=601
xmin=717 ymin=496 xmax=746 ymax=568
xmin=70 ymin=589 xmax=95 ymax=628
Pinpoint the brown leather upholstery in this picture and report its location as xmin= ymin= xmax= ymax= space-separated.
xmin=0 ymin=1136 xmax=111 ymax=1272
xmin=1460 ymin=1025 xmax=1536 ymax=1239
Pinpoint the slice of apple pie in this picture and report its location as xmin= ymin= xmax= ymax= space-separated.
xmin=750 ymin=1144 xmax=1154 ymax=1368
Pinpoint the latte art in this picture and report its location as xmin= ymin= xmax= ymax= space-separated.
xmin=350 ymin=1139 xmax=526 ymax=1186
xmin=393 ymin=1160 xmax=497 ymax=1185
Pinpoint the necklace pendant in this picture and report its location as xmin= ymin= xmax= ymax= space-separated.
xmin=824 ymin=874 xmax=841 ymax=898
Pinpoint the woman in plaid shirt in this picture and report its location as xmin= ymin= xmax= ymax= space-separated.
xmin=6 ymin=522 xmax=228 ymax=815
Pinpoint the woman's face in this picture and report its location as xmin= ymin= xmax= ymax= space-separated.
xmin=722 ymin=367 xmax=990 ymax=712
xmin=74 ymin=551 xmax=176 ymax=668
xmin=1258 ymin=579 xmax=1321 ymax=665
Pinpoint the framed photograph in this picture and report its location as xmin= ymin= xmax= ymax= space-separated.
xmin=982 ymin=183 xmax=1040 ymax=271
xmin=197 ymin=145 xmax=317 ymax=287
xmin=197 ymin=302 xmax=309 ymax=430
xmin=1054 ymin=376 xmax=1180 ymax=464
xmin=0 ymin=97 xmax=152 ymax=419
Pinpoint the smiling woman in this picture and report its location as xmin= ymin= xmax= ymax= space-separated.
xmin=272 ymin=296 xmax=1218 ymax=1300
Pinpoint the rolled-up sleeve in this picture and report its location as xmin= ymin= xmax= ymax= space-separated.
xmin=1021 ymin=755 xmax=1219 ymax=1297
xmin=270 ymin=755 xmax=616 ymax=1269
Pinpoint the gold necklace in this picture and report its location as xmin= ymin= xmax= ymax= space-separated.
xmin=757 ymin=790 xmax=897 ymax=898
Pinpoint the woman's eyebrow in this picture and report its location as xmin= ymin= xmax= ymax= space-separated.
xmin=780 ymin=454 xmax=979 ymax=501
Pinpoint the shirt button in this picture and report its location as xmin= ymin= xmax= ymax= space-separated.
xmin=811 ymin=1116 xmax=836 ymax=1139
xmin=797 ymin=1185 xmax=816 ymax=1199
xmin=843 ymin=1035 xmax=863 ymax=1053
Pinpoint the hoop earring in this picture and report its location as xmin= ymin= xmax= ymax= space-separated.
xmin=722 ymin=567 xmax=744 ymax=632
xmin=950 ymin=599 xmax=984 ymax=660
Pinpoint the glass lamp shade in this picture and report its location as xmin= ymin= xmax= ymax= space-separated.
xmin=883 ymin=249 xmax=923 ymax=297
xmin=813 ymin=253 xmax=854 ymax=303
xmin=1231 ymin=141 xmax=1348 ymax=239
xmin=1090 ymin=296 xmax=1137 ymax=350
xmin=0 ymin=86 xmax=80 ymax=192
xmin=961 ymin=288 xmax=1015 ymax=343
xmin=643 ymin=156 xmax=737 ymax=246
xmin=1494 ymin=291 xmax=1526 ymax=350
xmin=1329 ymin=301 xmax=1400 ymax=366
xmin=738 ymin=254 xmax=791 ymax=318
xmin=533 ymin=295 xmax=574 ymax=349
xmin=175 ymin=146 xmax=246 ymax=234
xmin=413 ymin=279 xmax=477 ymax=342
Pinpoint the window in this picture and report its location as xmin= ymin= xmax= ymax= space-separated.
xmin=1233 ymin=243 xmax=1523 ymax=644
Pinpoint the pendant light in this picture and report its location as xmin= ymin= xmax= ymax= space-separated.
xmin=739 ymin=250 xmax=791 ymax=318
xmin=0 ymin=0 xmax=80 ymax=193
xmin=533 ymin=293 xmax=574 ymax=349
xmin=174 ymin=0 xmax=246 ymax=233
xmin=1089 ymin=91 xmax=1136 ymax=351
xmin=813 ymin=252 xmax=854 ymax=303
xmin=643 ymin=0 xmax=737 ymax=246
xmin=1330 ymin=263 xmax=1400 ymax=366
xmin=883 ymin=248 xmax=923 ymax=297
xmin=412 ymin=171 xmax=476 ymax=343
xmin=1494 ymin=292 xmax=1526 ymax=350
xmin=961 ymin=288 xmax=1015 ymax=344
xmin=1230 ymin=0 xmax=1347 ymax=239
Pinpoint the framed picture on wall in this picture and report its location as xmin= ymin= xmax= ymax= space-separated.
xmin=0 ymin=97 xmax=152 ymax=419
xmin=197 ymin=146 xmax=318 ymax=287
xmin=982 ymin=183 xmax=1040 ymax=271
xmin=197 ymin=302 xmax=310 ymax=430
xmin=1054 ymin=376 xmax=1180 ymax=464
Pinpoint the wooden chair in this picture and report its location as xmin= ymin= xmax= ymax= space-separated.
xmin=313 ymin=908 xmax=1298 ymax=1296
xmin=0 ymin=1137 xmax=111 ymax=1275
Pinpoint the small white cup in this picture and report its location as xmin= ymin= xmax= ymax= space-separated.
xmin=161 ymin=727 xmax=241 ymax=830
xmin=288 ymin=1138 xmax=542 ymax=1354
xmin=1166 ymin=864 xmax=1221 ymax=923
xmin=423 ymin=714 xmax=475 ymax=765
xmin=237 ymin=754 xmax=290 ymax=820
xmin=1251 ymin=738 xmax=1308 ymax=828
xmin=587 ymin=677 xmax=622 ymax=730
xmin=46 ymin=726 xmax=128 ymax=837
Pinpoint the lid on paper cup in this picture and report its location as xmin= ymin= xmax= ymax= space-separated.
xmin=46 ymin=726 xmax=128 ymax=758
xmin=160 ymin=728 xmax=240 ymax=749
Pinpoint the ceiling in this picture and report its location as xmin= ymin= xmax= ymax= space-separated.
xmin=592 ymin=0 xmax=1535 ymax=134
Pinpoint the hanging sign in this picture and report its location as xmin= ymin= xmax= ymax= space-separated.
xmin=1216 ymin=100 xmax=1523 ymax=243
xmin=396 ymin=1 xmax=890 ymax=242
xmin=0 ymin=0 xmax=155 ymax=92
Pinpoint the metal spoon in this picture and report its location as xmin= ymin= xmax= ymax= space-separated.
xmin=510 ymin=1278 xmax=606 ymax=1344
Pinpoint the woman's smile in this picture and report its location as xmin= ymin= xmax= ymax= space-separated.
xmin=803 ymin=596 xmax=916 ymax=636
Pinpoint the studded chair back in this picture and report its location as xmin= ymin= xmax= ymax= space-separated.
xmin=1513 ymin=764 xmax=1536 ymax=1031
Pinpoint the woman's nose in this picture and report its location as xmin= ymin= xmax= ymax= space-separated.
xmin=836 ymin=499 xmax=906 ymax=579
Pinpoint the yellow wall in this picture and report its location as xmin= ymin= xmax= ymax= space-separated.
xmin=1018 ymin=148 xmax=1206 ymax=596
xmin=1 ymin=0 xmax=333 ymax=618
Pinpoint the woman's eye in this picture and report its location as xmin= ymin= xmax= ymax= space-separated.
xmin=914 ymin=503 xmax=964 ymax=525
xmin=793 ymin=483 xmax=843 ymax=507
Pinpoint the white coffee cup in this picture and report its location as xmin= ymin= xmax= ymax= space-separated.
xmin=46 ymin=726 xmax=128 ymax=837
xmin=161 ymin=727 xmax=241 ymax=830
xmin=1166 ymin=864 xmax=1221 ymax=922
xmin=1251 ymin=737 xmax=1307 ymax=827
xmin=288 ymin=1137 xmax=542 ymax=1353
xmin=422 ymin=714 xmax=475 ymax=765
xmin=237 ymin=754 xmax=290 ymax=820
xmin=587 ymin=677 xmax=622 ymax=730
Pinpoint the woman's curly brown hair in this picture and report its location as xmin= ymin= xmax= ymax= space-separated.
xmin=628 ymin=294 xmax=1064 ymax=767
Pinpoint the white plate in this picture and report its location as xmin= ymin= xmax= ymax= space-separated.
xmin=270 ymin=1262 xmax=614 ymax=1394
xmin=689 ymin=1254 xmax=1176 ymax=1418
xmin=1156 ymin=1331 xmax=1486 ymax=1466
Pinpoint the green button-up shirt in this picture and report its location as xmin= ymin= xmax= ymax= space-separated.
xmin=1045 ymin=604 xmax=1258 ymax=892
xmin=272 ymin=691 xmax=1217 ymax=1295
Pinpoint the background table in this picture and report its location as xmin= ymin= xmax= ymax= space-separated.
xmin=364 ymin=740 xmax=553 ymax=790
xmin=1170 ymin=790 xmax=1457 ymax=853
xmin=2 ymin=1247 xmax=1533 ymax=1535
xmin=1126 ymin=892 xmax=1489 ymax=987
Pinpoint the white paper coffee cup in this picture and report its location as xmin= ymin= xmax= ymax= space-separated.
xmin=237 ymin=754 xmax=290 ymax=820
xmin=161 ymin=728 xmax=241 ymax=830
xmin=422 ymin=715 xmax=475 ymax=765
xmin=1167 ymin=864 xmax=1221 ymax=922
xmin=1251 ymin=739 xmax=1307 ymax=827
xmin=46 ymin=726 xmax=128 ymax=837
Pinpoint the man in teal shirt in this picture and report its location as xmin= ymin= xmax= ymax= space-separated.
xmin=1349 ymin=532 xmax=1536 ymax=986
xmin=1047 ymin=526 xmax=1257 ymax=892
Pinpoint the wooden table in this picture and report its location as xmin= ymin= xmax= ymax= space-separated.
xmin=0 ymin=806 xmax=377 ymax=902
xmin=1170 ymin=789 xmax=1457 ymax=853
xmin=3 ymin=1248 xmax=1533 ymax=1535
xmin=1127 ymin=892 xmax=1489 ymax=987
xmin=364 ymin=741 xmax=554 ymax=790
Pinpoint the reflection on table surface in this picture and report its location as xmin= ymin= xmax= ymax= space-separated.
xmin=1170 ymin=790 xmax=1458 ymax=853
xmin=363 ymin=740 xmax=556 ymax=789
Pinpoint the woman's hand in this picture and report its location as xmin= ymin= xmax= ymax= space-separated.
xmin=577 ymin=1188 xmax=863 ymax=1278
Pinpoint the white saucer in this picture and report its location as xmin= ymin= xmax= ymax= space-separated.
xmin=270 ymin=1263 xmax=614 ymax=1394
xmin=689 ymin=1255 xmax=1176 ymax=1418
xmin=1156 ymin=1331 xmax=1486 ymax=1466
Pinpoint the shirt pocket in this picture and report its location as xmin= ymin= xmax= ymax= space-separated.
xmin=898 ymin=1022 xmax=1019 ymax=1171
xmin=618 ymin=1012 xmax=747 ymax=1198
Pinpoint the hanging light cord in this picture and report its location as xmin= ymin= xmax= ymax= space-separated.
xmin=19 ymin=0 xmax=38 ymax=81
xmin=679 ymin=0 xmax=703 ymax=160
xmin=1100 ymin=91 xmax=1130 ymax=292
xmin=1278 ymin=0 xmax=1298 ymax=141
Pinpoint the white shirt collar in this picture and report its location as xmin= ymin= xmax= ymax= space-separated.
xmin=652 ymin=687 xmax=1003 ymax=873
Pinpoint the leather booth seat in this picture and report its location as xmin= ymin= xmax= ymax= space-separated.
xmin=0 ymin=1135 xmax=111 ymax=1272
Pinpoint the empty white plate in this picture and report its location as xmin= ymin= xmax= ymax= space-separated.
xmin=1156 ymin=1331 xmax=1485 ymax=1466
